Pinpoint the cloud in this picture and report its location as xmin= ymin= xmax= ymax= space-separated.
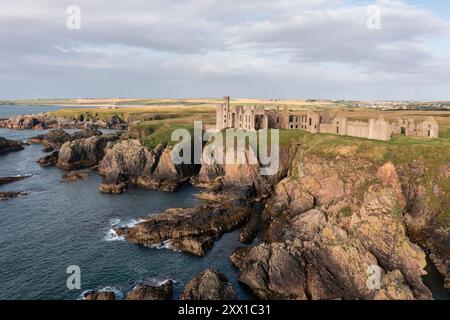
xmin=0 ymin=0 xmax=449 ymax=99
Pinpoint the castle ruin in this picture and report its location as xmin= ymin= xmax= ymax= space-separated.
xmin=216 ymin=96 xmax=439 ymax=141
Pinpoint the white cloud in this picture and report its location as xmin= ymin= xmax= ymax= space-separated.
xmin=0 ymin=0 xmax=449 ymax=99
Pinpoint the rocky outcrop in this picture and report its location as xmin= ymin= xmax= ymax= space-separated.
xmin=0 ymin=175 xmax=31 ymax=186
xmin=57 ymin=135 xmax=119 ymax=170
xmin=180 ymin=269 xmax=237 ymax=300
xmin=98 ymin=140 xmax=199 ymax=193
xmin=116 ymin=203 xmax=250 ymax=256
xmin=231 ymin=156 xmax=433 ymax=300
xmin=37 ymin=151 xmax=59 ymax=167
xmin=399 ymin=161 xmax=450 ymax=290
xmin=0 ymin=114 xmax=127 ymax=130
xmin=83 ymin=290 xmax=116 ymax=300
xmin=61 ymin=170 xmax=89 ymax=183
xmin=126 ymin=280 xmax=172 ymax=300
xmin=0 ymin=114 xmax=52 ymax=130
xmin=0 ymin=137 xmax=24 ymax=155
xmin=27 ymin=128 xmax=103 ymax=151
xmin=27 ymin=129 xmax=71 ymax=149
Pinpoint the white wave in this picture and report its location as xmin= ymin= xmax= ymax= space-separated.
xmin=103 ymin=228 xmax=124 ymax=242
xmin=103 ymin=218 xmax=146 ymax=242
xmin=79 ymin=286 xmax=124 ymax=300
xmin=145 ymin=239 xmax=182 ymax=253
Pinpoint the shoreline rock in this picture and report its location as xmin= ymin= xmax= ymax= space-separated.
xmin=57 ymin=134 xmax=119 ymax=170
xmin=37 ymin=151 xmax=58 ymax=167
xmin=180 ymin=269 xmax=237 ymax=300
xmin=116 ymin=203 xmax=250 ymax=256
xmin=0 ymin=191 xmax=28 ymax=201
xmin=0 ymin=114 xmax=127 ymax=130
xmin=126 ymin=280 xmax=173 ymax=300
xmin=0 ymin=175 xmax=32 ymax=186
xmin=0 ymin=137 xmax=24 ymax=155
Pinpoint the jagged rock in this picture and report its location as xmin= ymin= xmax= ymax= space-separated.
xmin=98 ymin=139 xmax=159 ymax=181
xmin=180 ymin=269 xmax=236 ymax=300
xmin=126 ymin=281 xmax=172 ymax=300
xmin=349 ymin=184 xmax=431 ymax=299
xmin=0 ymin=137 xmax=24 ymax=155
xmin=0 ymin=114 xmax=127 ymax=130
xmin=0 ymin=175 xmax=31 ymax=185
xmin=230 ymin=243 xmax=308 ymax=300
xmin=61 ymin=170 xmax=89 ymax=182
xmin=98 ymin=140 xmax=198 ymax=193
xmin=116 ymin=204 xmax=250 ymax=256
xmin=27 ymin=129 xmax=71 ymax=149
xmin=57 ymin=135 xmax=118 ymax=170
xmin=37 ymin=151 xmax=58 ymax=167
xmin=137 ymin=146 xmax=198 ymax=192
xmin=83 ymin=290 xmax=116 ymax=300
xmin=373 ymin=270 xmax=414 ymax=300
xmin=0 ymin=115 xmax=48 ymax=130
xmin=243 ymin=155 xmax=433 ymax=300
xmin=0 ymin=191 xmax=28 ymax=200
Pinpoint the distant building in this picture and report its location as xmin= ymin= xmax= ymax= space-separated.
xmin=216 ymin=96 xmax=439 ymax=141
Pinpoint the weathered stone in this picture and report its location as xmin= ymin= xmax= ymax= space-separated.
xmin=37 ymin=151 xmax=59 ymax=167
xmin=57 ymin=135 xmax=118 ymax=170
xmin=0 ymin=137 xmax=24 ymax=155
xmin=126 ymin=281 xmax=172 ymax=300
xmin=180 ymin=269 xmax=236 ymax=300
xmin=0 ymin=175 xmax=31 ymax=186
xmin=116 ymin=204 xmax=250 ymax=256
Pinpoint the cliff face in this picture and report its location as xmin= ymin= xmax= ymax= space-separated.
xmin=230 ymin=146 xmax=449 ymax=299
xmin=112 ymin=140 xmax=448 ymax=299
xmin=97 ymin=139 xmax=199 ymax=193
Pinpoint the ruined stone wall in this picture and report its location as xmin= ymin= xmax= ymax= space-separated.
xmin=345 ymin=120 xmax=370 ymax=139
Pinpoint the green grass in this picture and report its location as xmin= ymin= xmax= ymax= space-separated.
xmin=141 ymin=123 xmax=194 ymax=149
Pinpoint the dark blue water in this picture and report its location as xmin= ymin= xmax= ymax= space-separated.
xmin=0 ymin=106 xmax=253 ymax=300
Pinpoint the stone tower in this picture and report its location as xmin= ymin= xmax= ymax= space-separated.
xmin=216 ymin=96 xmax=230 ymax=130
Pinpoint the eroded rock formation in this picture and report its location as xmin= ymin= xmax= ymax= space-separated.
xmin=180 ymin=269 xmax=237 ymax=300
xmin=0 ymin=137 xmax=24 ymax=155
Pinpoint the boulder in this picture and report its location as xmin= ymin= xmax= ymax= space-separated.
xmin=57 ymin=135 xmax=118 ymax=170
xmin=37 ymin=151 xmax=59 ymax=167
xmin=0 ymin=137 xmax=24 ymax=155
xmin=83 ymin=290 xmax=116 ymax=300
xmin=180 ymin=269 xmax=236 ymax=300
xmin=126 ymin=280 xmax=172 ymax=300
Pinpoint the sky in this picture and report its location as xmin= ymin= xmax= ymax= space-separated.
xmin=1 ymin=0 xmax=450 ymax=100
